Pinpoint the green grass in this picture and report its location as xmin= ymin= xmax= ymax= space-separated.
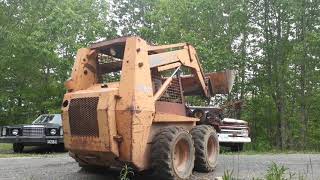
xmin=0 ymin=143 xmax=12 ymax=152
xmin=221 ymin=163 xmax=306 ymax=180
xmin=222 ymin=170 xmax=236 ymax=180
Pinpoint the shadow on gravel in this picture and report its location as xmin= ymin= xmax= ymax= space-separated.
xmin=0 ymin=144 xmax=66 ymax=155
xmin=23 ymin=145 xmax=66 ymax=153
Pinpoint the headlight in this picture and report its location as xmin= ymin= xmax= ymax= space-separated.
xmin=60 ymin=128 xmax=63 ymax=135
xmin=50 ymin=129 xmax=57 ymax=135
xmin=1 ymin=127 xmax=6 ymax=136
xmin=241 ymin=129 xmax=249 ymax=136
xmin=12 ymin=129 xmax=19 ymax=136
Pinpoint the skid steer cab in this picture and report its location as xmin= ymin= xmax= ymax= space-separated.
xmin=62 ymin=37 xmax=232 ymax=179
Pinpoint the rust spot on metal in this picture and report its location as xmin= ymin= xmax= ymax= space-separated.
xmin=126 ymin=105 xmax=142 ymax=115
xmin=113 ymin=135 xmax=123 ymax=143
xmin=114 ymin=95 xmax=122 ymax=100
xmin=101 ymin=84 xmax=108 ymax=88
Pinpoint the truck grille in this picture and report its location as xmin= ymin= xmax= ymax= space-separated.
xmin=220 ymin=128 xmax=248 ymax=137
xmin=23 ymin=127 xmax=44 ymax=136
xmin=68 ymin=97 xmax=99 ymax=137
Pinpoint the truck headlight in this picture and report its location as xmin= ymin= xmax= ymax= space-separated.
xmin=241 ymin=129 xmax=249 ymax=136
xmin=50 ymin=129 xmax=57 ymax=135
xmin=2 ymin=127 xmax=6 ymax=136
xmin=60 ymin=128 xmax=63 ymax=135
xmin=12 ymin=129 xmax=19 ymax=136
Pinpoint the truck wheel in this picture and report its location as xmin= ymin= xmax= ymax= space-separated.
xmin=191 ymin=125 xmax=219 ymax=172
xmin=13 ymin=143 xmax=24 ymax=153
xmin=231 ymin=143 xmax=243 ymax=152
xmin=151 ymin=126 xmax=195 ymax=180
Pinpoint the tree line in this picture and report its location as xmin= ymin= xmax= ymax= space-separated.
xmin=0 ymin=0 xmax=319 ymax=151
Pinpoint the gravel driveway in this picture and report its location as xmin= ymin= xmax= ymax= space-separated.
xmin=0 ymin=153 xmax=319 ymax=180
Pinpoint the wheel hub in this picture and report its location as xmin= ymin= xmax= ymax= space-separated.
xmin=207 ymin=135 xmax=217 ymax=164
xmin=173 ymin=139 xmax=190 ymax=173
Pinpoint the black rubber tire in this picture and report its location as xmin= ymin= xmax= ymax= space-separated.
xmin=13 ymin=143 xmax=24 ymax=153
xmin=151 ymin=126 xmax=195 ymax=180
xmin=231 ymin=143 xmax=244 ymax=152
xmin=191 ymin=125 xmax=219 ymax=172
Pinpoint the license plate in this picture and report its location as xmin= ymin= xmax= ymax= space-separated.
xmin=47 ymin=140 xmax=58 ymax=144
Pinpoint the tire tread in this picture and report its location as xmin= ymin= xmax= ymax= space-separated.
xmin=191 ymin=125 xmax=219 ymax=172
xmin=151 ymin=126 xmax=194 ymax=180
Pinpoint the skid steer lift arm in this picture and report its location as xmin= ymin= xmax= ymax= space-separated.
xmin=148 ymin=43 xmax=209 ymax=98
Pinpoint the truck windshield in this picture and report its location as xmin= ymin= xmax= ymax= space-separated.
xmin=32 ymin=114 xmax=62 ymax=125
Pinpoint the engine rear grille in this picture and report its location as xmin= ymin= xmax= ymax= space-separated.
xmin=23 ymin=127 xmax=44 ymax=136
xmin=68 ymin=97 xmax=99 ymax=137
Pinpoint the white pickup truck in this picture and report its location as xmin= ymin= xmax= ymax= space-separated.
xmin=218 ymin=118 xmax=251 ymax=151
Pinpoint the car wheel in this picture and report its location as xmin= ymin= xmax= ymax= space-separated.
xmin=13 ymin=143 xmax=24 ymax=153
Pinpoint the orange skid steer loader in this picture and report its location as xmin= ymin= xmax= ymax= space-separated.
xmin=62 ymin=37 xmax=234 ymax=179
